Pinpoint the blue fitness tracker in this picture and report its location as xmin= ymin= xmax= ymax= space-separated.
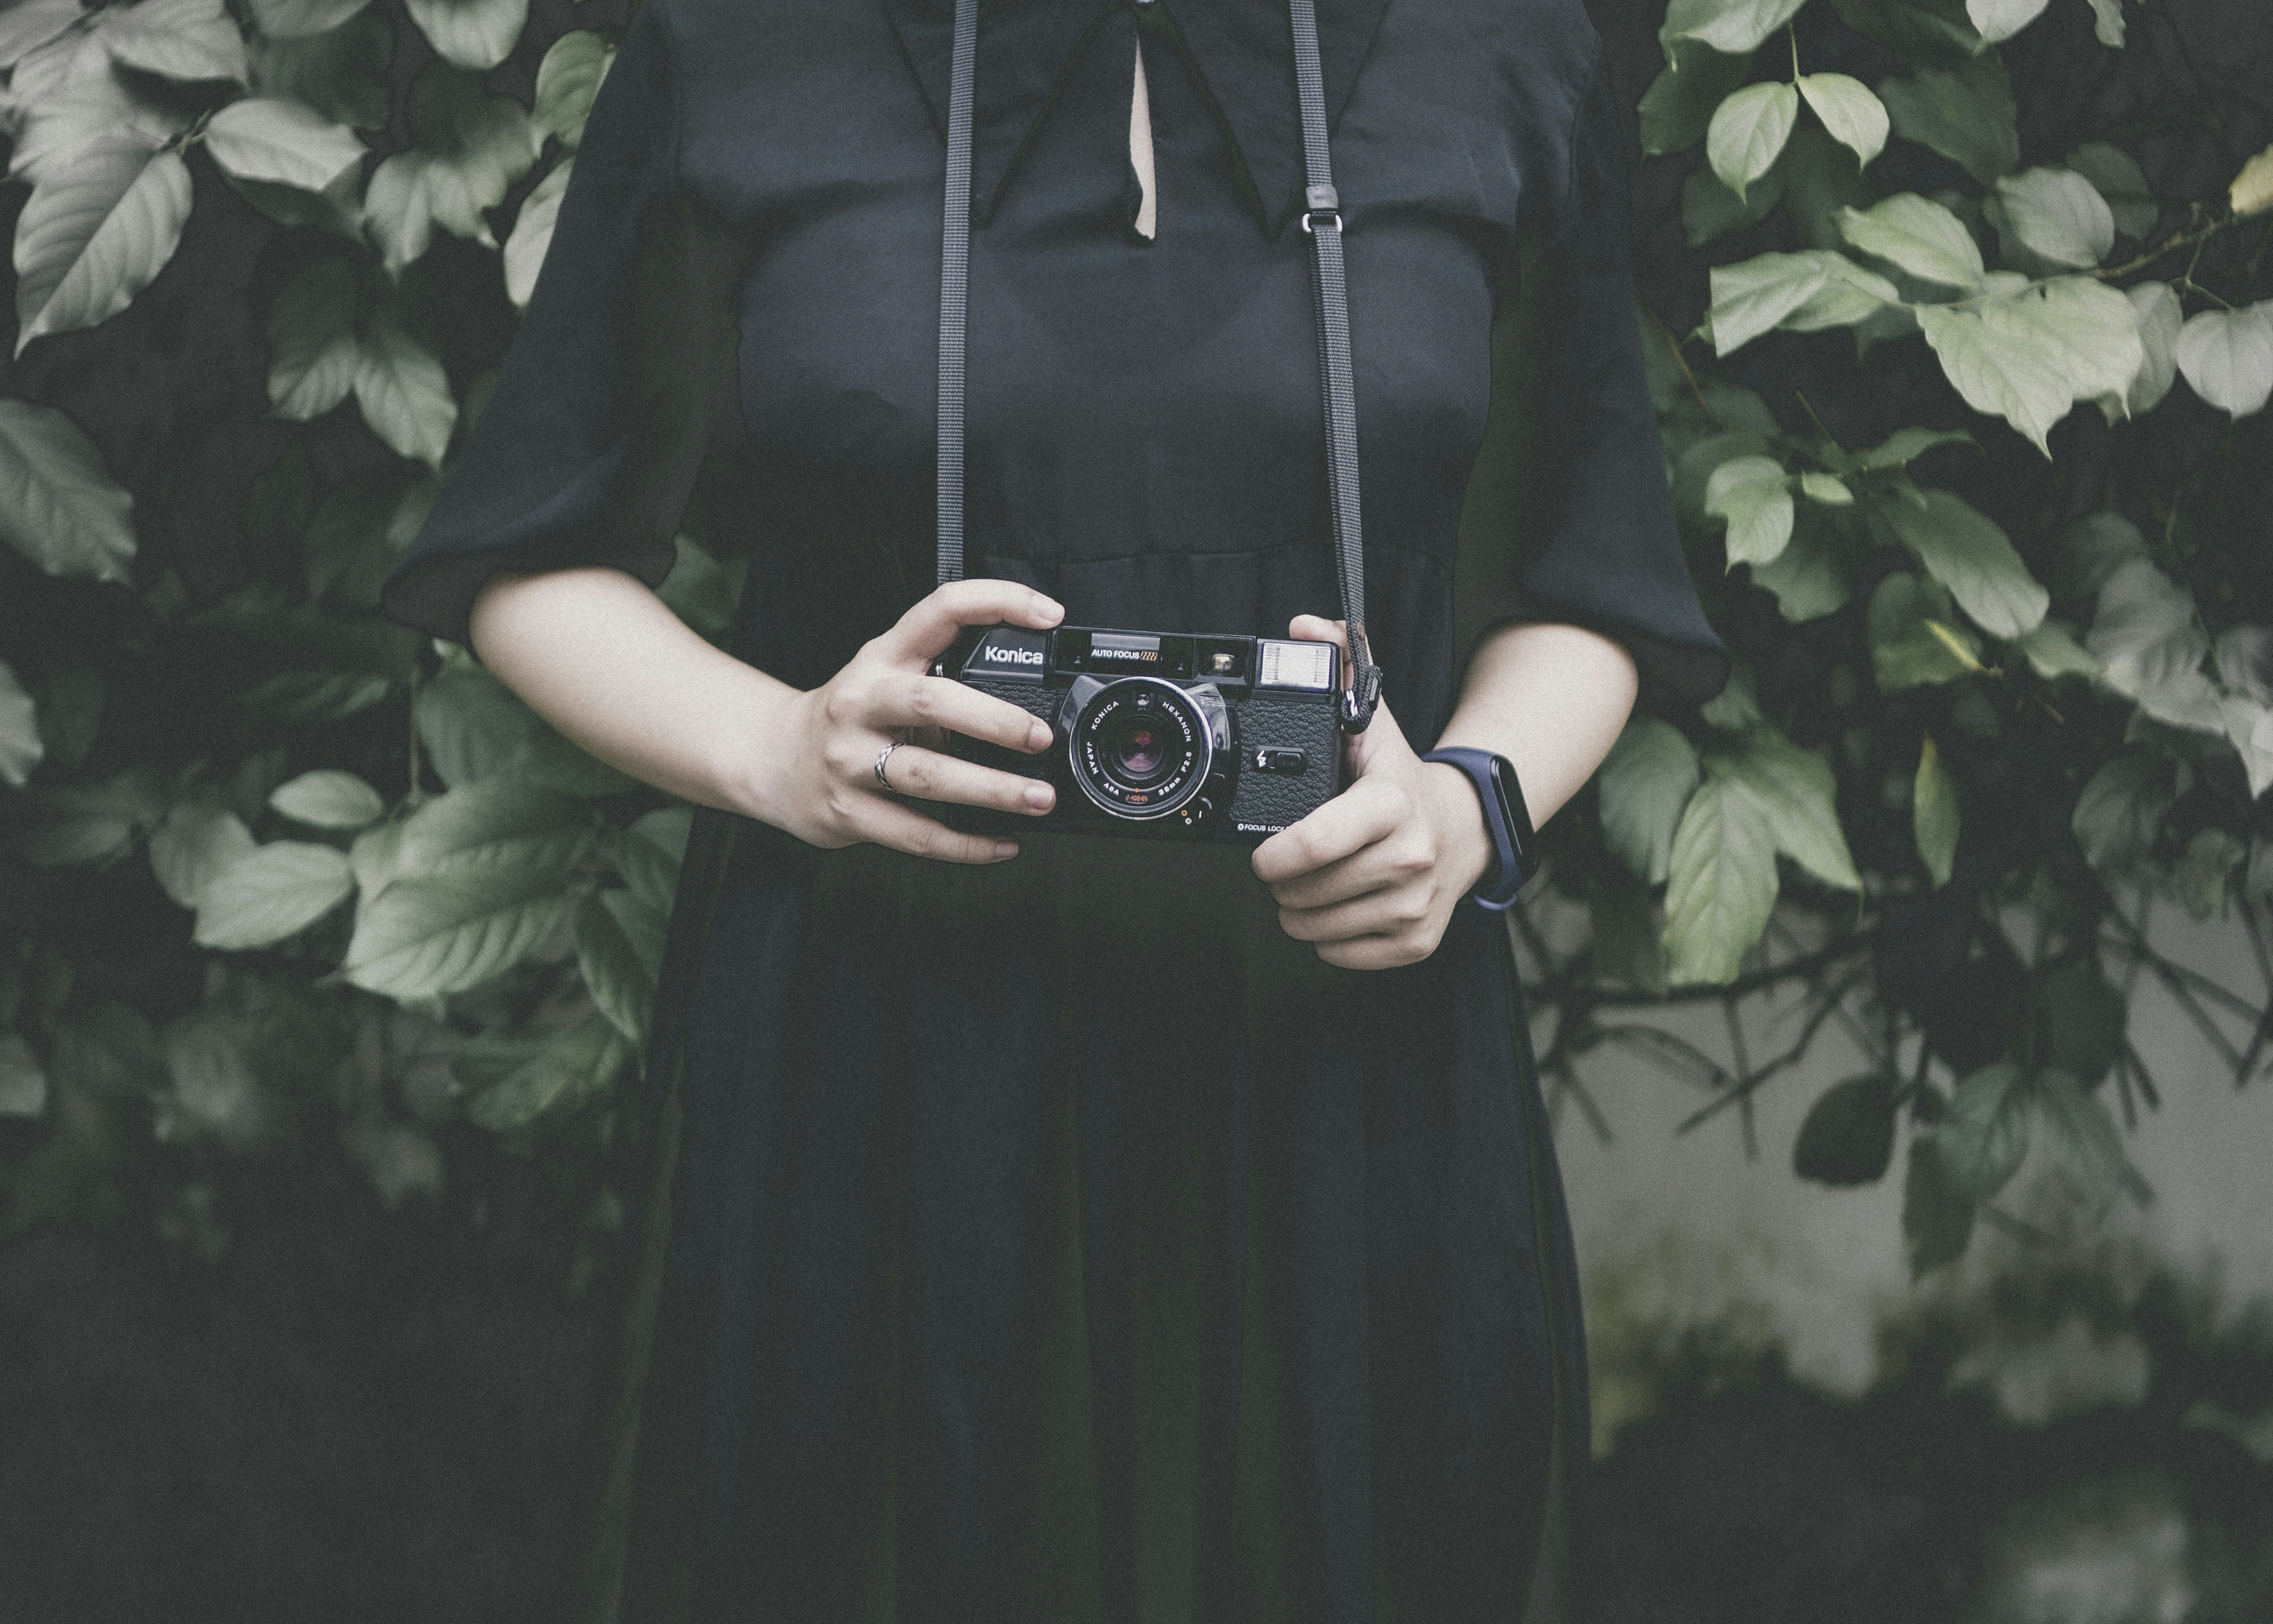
xmin=1422 ymin=747 xmax=1538 ymax=911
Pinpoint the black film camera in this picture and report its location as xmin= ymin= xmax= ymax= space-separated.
xmin=940 ymin=624 xmax=1347 ymax=843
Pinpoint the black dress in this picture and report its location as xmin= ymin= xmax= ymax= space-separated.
xmin=381 ymin=1 xmax=1726 ymax=1619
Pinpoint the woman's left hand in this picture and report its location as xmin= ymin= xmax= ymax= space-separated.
xmin=1252 ymin=615 xmax=1494 ymax=970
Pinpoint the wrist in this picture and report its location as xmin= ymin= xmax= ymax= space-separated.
xmin=717 ymin=674 xmax=808 ymax=828
xmin=1419 ymin=761 xmax=1494 ymax=897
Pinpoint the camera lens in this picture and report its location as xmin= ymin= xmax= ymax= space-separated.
xmin=1101 ymin=714 xmax=1170 ymax=784
xmin=1068 ymin=678 xmax=1212 ymax=819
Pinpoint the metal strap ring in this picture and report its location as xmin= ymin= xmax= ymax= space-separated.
xmin=873 ymin=740 xmax=902 ymax=792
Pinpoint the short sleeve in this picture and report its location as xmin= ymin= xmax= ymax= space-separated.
xmin=380 ymin=2 xmax=744 ymax=649
xmin=1482 ymin=40 xmax=1729 ymax=713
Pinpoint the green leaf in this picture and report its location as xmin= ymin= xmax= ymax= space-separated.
xmin=250 ymin=9 xmax=392 ymax=131
xmin=1681 ymin=161 xmax=1783 ymax=248
xmin=2033 ymin=960 xmax=2126 ymax=1088
xmin=102 ymin=0 xmax=247 ymax=85
xmin=354 ymin=315 xmax=456 ymax=468
xmin=1639 ymin=39 xmax=1756 ymax=156
xmin=2017 ymin=620 xmax=2097 ymax=680
xmin=414 ymin=665 xmax=542 ymax=788
xmin=2118 ymin=281 xmax=2181 ymax=419
xmin=392 ymin=776 xmax=581 ymax=872
xmin=1707 ymin=81 xmax=1798 ymax=203
xmin=1660 ymin=0 xmax=1809 ymax=56
xmin=162 ymin=1010 xmax=262 ymax=1147
xmin=1783 ymin=255 xmax=1903 ymax=334
xmin=509 ymin=730 xmax=640 ymax=797
xmin=2175 ymin=827 xmax=2245 ymax=918
xmin=618 ymin=806 xmax=691 ymax=913
xmin=1662 ymin=774 xmax=1779 ymax=985
xmin=14 ymin=139 xmax=193 ymax=356
xmin=347 ymin=816 xmax=405 ymax=898
xmin=503 ymin=159 xmax=568 ymax=309
xmin=1903 ymin=1135 xmax=1976 ymax=1277
xmin=1916 ymin=278 xmax=2144 ymax=455
xmin=1793 ymin=1074 xmax=1898 ymax=1185
xmin=1598 ymin=716 xmax=1701 ymax=885
xmin=1706 ymin=251 xmax=1830 ymax=356
xmin=148 ymin=802 xmax=256 ymax=909
xmin=0 ymin=658 xmax=40 ymax=787
xmin=1704 ymin=454 xmax=1795 ymax=567
xmin=1796 ymin=72 xmax=1887 ymax=168
xmin=343 ymin=829 xmax=590 ymax=998
xmin=2067 ymin=140 xmax=2155 ymax=238
xmin=1850 ymin=426 xmax=1974 ymax=470
xmin=1749 ymin=527 xmax=1850 ymax=622
xmin=1715 ymin=729 xmax=1862 ymax=890
xmin=194 ymin=841 xmax=356 ymax=950
xmin=1880 ymin=56 xmax=2020 ymax=185
xmin=0 ymin=1033 xmax=47 ymax=1118
xmin=1964 ymin=0 xmax=2049 ymax=42
xmin=265 ymin=257 xmax=360 ymax=420
xmin=248 ymin=0 xmax=375 ymax=40
xmin=2174 ymin=302 xmax=2273 ymax=420
xmin=1700 ymin=663 xmax=1763 ymax=731
xmin=1835 ymin=193 xmax=1983 ymax=290
xmin=0 ymin=0 xmax=82 ymax=71
xmin=2037 ymin=1067 xmax=2150 ymax=1203
xmin=269 ymin=769 xmax=385 ymax=830
xmin=1798 ymin=470 xmax=1852 ymax=505
xmin=1913 ymin=733 xmax=1959 ymax=887
xmin=2070 ymin=753 xmax=2174 ymax=869
xmin=0 ymin=401 xmax=136 ymax=582
xmin=533 ymin=30 xmax=613 ymax=148
xmin=2087 ymin=558 xmax=2223 ymax=734
xmin=576 ymin=889 xmax=665 ymax=1046
xmin=403 ymin=0 xmax=528 ymax=72
xmin=1870 ymin=573 xmax=1981 ymax=691
xmin=2083 ymin=0 xmax=2126 ymax=48
xmin=1873 ymin=487 xmax=2047 ymax=638
xmin=203 ymin=96 xmax=366 ymax=194
xmin=361 ymin=70 xmax=536 ymax=271
xmin=1938 ymin=1061 xmax=2031 ymax=1198
xmin=1987 ymin=166 xmax=2114 ymax=270
xmin=460 ymin=1013 xmax=628 ymax=1131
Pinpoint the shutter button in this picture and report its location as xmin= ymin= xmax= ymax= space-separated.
xmin=1252 ymin=748 xmax=1308 ymax=774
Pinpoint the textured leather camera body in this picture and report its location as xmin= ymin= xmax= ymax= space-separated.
xmin=937 ymin=624 xmax=1346 ymax=844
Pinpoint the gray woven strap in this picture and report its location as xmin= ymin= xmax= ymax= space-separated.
xmin=933 ymin=0 xmax=1380 ymax=731
xmin=935 ymin=0 xmax=978 ymax=586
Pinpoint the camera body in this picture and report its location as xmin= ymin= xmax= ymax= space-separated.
xmin=939 ymin=624 xmax=1347 ymax=843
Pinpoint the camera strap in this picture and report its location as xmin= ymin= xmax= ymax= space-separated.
xmin=932 ymin=0 xmax=1381 ymax=732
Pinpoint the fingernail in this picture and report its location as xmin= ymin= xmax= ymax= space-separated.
xmin=994 ymin=840 xmax=1019 ymax=860
xmin=1023 ymin=781 xmax=1055 ymax=810
xmin=1027 ymin=721 xmax=1052 ymax=752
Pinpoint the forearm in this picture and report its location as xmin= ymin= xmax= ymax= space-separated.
xmin=468 ymin=567 xmax=790 ymax=817
xmin=1432 ymin=621 xmax=1638 ymax=827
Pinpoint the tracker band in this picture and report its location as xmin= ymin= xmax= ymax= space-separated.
xmin=932 ymin=0 xmax=1381 ymax=732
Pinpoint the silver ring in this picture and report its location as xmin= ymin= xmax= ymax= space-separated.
xmin=873 ymin=740 xmax=902 ymax=792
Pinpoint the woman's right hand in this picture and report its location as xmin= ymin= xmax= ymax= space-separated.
xmin=751 ymin=579 xmax=1067 ymax=864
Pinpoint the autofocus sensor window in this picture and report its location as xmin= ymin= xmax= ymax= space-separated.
xmin=1070 ymin=678 xmax=1209 ymax=818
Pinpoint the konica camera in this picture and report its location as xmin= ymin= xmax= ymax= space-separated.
xmin=939 ymin=624 xmax=1347 ymax=842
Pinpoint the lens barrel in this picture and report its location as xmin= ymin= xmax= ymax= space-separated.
xmin=1068 ymin=678 xmax=1211 ymax=819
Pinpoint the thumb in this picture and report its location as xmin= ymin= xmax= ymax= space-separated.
xmin=1287 ymin=616 xmax=1408 ymax=776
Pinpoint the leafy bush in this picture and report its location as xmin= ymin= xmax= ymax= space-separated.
xmin=0 ymin=0 xmax=2268 ymax=1280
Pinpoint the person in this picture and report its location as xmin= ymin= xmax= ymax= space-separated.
xmin=381 ymin=0 xmax=1726 ymax=1617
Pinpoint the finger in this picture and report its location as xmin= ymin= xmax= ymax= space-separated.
xmin=880 ymin=580 xmax=1064 ymax=668
xmin=848 ymin=795 xmax=1023 ymax=865
xmin=1315 ymin=932 xmax=1431 ymax=972
xmin=1250 ymin=779 xmax=1406 ymax=884
xmin=864 ymin=671 xmax=1053 ymax=753
xmin=1287 ymin=614 xmax=1348 ymax=655
xmin=877 ymin=743 xmax=1056 ymax=815
xmin=1277 ymin=885 xmax=1428 ymax=944
xmin=1266 ymin=834 xmax=1417 ymax=910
